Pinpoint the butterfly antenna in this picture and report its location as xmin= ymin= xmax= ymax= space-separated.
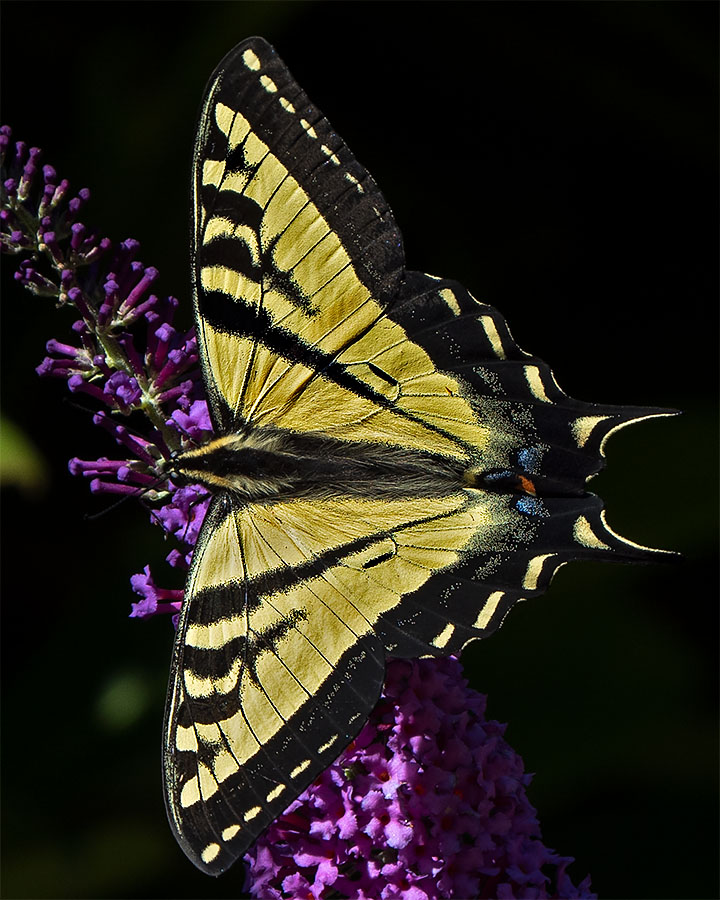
xmin=83 ymin=470 xmax=172 ymax=522
xmin=62 ymin=396 xmax=101 ymax=416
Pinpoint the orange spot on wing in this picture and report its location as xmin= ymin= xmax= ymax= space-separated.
xmin=517 ymin=475 xmax=537 ymax=495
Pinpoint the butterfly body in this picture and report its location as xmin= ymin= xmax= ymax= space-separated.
xmin=162 ymin=37 xmax=673 ymax=875
xmin=174 ymin=426 xmax=470 ymax=502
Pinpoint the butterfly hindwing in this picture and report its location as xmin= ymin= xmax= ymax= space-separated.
xmin=164 ymin=493 xmax=388 ymax=873
xmin=163 ymin=36 xmax=673 ymax=874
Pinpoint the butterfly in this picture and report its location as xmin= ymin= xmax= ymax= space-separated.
xmin=162 ymin=36 xmax=672 ymax=874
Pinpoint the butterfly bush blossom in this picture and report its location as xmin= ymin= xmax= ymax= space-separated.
xmin=246 ymin=656 xmax=596 ymax=900
xmin=0 ymin=124 xmax=212 ymax=618
xmin=1 ymin=127 xmax=596 ymax=900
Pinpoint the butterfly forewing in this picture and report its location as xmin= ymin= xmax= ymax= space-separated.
xmin=191 ymin=39 xmax=404 ymax=435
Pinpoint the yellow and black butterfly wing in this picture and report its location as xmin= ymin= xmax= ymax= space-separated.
xmin=190 ymin=36 xmax=404 ymax=437
xmin=163 ymin=492 xmax=391 ymax=874
xmin=371 ymin=269 xmax=675 ymax=655
xmin=164 ymin=37 xmax=673 ymax=874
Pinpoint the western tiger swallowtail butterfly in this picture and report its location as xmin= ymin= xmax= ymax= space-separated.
xmin=163 ymin=36 xmax=672 ymax=874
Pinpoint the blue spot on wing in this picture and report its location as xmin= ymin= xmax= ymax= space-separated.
xmin=518 ymin=447 xmax=541 ymax=474
xmin=515 ymin=495 xmax=545 ymax=516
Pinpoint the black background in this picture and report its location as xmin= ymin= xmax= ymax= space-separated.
xmin=1 ymin=3 xmax=717 ymax=899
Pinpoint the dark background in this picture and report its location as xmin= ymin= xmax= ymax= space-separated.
xmin=1 ymin=2 xmax=717 ymax=899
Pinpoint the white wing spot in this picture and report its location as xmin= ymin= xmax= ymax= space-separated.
xmin=260 ymin=74 xmax=277 ymax=93
xmin=574 ymin=516 xmax=611 ymax=550
xmin=432 ymin=622 xmax=455 ymax=648
xmin=242 ymin=49 xmax=261 ymax=71
xmin=479 ymin=315 xmax=507 ymax=359
xmin=201 ymin=842 xmax=221 ymax=864
xmin=524 ymin=365 xmax=552 ymax=402
xmin=522 ymin=553 xmax=556 ymax=590
xmin=266 ymin=783 xmax=286 ymax=802
xmin=290 ymin=759 xmax=311 ymax=779
xmin=317 ymin=735 xmax=338 ymax=754
xmin=571 ymin=415 xmax=610 ymax=448
xmin=439 ymin=288 xmax=461 ymax=316
xmin=300 ymin=118 xmax=318 ymax=138
xmin=244 ymin=805 xmax=262 ymax=822
xmin=344 ymin=172 xmax=365 ymax=193
xmin=320 ymin=144 xmax=341 ymax=165
xmin=222 ymin=824 xmax=241 ymax=842
xmin=472 ymin=591 xmax=505 ymax=630
xmin=279 ymin=96 xmax=296 ymax=113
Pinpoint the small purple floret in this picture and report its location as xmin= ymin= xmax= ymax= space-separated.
xmin=170 ymin=399 xmax=213 ymax=442
xmin=103 ymin=371 xmax=142 ymax=410
xmin=154 ymin=484 xmax=210 ymax=550
xmin=130 ymin=565 xmax=183 ymax=619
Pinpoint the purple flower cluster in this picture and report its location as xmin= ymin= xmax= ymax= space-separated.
xmin=246 ymin=657 xmax=596 ymax=900
xmin=2 ymin=126 xmax=597 ymax=898
xmin=0 ymin=124 xmax=212 ymax=615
